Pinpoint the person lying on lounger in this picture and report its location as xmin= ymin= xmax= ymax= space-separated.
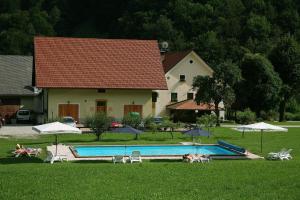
xmin=13 ymin=144 xmax=42 ymax=157
xmin=183 ymin=154 xmax=194 ymax=162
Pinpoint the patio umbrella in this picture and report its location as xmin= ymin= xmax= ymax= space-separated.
xmin=32 ymin=122 xmax=82 ymax=155
xmin=183 ymin=128 xmax=211 ymax=144
xmin=238 ymin=122 xmax=287 ymax=152
xmin=110 ymin=125 xmax=143 ymax=140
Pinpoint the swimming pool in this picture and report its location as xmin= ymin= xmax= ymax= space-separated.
xmin=71 ymin=145 xmax=243 ymax=158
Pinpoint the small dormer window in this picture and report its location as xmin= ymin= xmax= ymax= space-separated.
xmin=180 ymin=75 xmax=186 ymax=82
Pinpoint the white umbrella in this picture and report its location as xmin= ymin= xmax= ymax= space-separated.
xmin=238 ymin=122 xmax=288 ymax=152
xmin=32 ymin=122 xmax=82 ymax=155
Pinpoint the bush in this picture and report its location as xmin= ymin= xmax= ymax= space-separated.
xmin=236 ymin=108 xmax=256 ymax=124
xmin=142 ymin=116 xmax=153 ymax=129
xmin=285 ymin=112 xmax=300 ymax=121
xmin=85 ymin=112 xmax=113 ymax=141
xmin=260 ymin=110 xmax=278 ymax=121
xmin=197 ymin=114 xmax=217 ymax=128
xmin=122 ymin=113 xmax=142 ymax=128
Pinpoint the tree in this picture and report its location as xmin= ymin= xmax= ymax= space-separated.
xmin=0 ymin=1 xmax=58 ymax=54
xmin=196 ymin=114 xmax=217 ymax=134
xmin=85 ymin=112 xmax=112 ymax=141
xmin=269 ymin=35 xmax=300 ymax=121
xmin=193 ymin=60 xmax=241 ymax=126
xmin=122 ymin=113 xmax=142 ymax=129
xmin=237 ymin=53 xmax=282 ymax=115
xmin=159 ymin=117 xmax=178 ymax=139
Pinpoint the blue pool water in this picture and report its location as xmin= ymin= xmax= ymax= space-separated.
xmin=73 ymin=145 xmax=238 ymax=157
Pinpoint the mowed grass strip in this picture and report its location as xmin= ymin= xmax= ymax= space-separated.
xmin=0 ymin=127 xmax=299 ymax=200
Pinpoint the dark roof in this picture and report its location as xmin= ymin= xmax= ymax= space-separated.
xmin=162 ymin=50 xmax=192 ymax=73
xmin=0 ymin=55 xmax=35 ymax=96
xmin=34 ymin=37 xmax=168 ymax=90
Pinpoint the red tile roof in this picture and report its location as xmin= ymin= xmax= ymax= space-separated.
xmin=166 ymin=100 xmax=222 ymax=110
xmin=162 ymin=50 xmax=192 ymax=73
xmin=34 ymin=37 xmax=167 ymax=89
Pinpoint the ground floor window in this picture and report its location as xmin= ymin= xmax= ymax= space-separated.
xmin=96 ymin=100 xmax=107 ymax=113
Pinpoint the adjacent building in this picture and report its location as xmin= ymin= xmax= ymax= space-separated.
xmin=0 ymin=55 xmax=42 ymax=122
xmin=153 ymin=50 xmax=224 ymax=122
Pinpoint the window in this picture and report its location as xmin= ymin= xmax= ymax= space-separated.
xmin=171 ymin=93 xmax=178 ymax=102
xmin=152 ymin=92 xmax=158 ymax=102
xmin=187 ymin=93 xmax=194 ymax=100
xmin=97 ymin=89 xmax=106 ymax=93
xmin=96 ymin=101 xmax=106 ymax=107
xmin=180 ymin=74 xmax=186 ymax=81
xmin=96 ymin=100 xmax=107 ymax=113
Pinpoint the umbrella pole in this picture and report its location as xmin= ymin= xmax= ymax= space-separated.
xmin=260 ymin=130 xmax=263 ymax=153
xmin=55 ymin=134 xmax=58 ymax=156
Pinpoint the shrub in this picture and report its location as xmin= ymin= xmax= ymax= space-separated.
xmin=142 ymin=116 xmax=153 ymax=129
xmin=236 ymin=108 xmax=256 ymax=124
xmin=122 ymin=113 xmax=142 ymax=128
xmin=285 ymin=112 xmax=300 ymax=121
xmin=85 ymin=112 xmax=113 ymax=141
xmin=197 ymin=114 xmax=217 ymax=128
xmin=260 ymin=110 xmax=278 ymax=121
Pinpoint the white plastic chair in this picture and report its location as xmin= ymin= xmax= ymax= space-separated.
xmin=112 ymin=155 xmax=126 ymax=164
xmin=129 ymin=151 xmax=142 ymax=163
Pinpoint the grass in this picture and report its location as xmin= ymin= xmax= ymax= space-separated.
xmin=221 ymin=121 xmax=300 ymax=126
xmin=0 ymin=127 xmax=300 ymax=200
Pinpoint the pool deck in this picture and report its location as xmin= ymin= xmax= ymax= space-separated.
xmin=46 ymin=144 xmax=264 ymax=162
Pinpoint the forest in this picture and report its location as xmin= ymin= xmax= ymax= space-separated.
xmin=0 ymin=0 xmax=299 ymax=121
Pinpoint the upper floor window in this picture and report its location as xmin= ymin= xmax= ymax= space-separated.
xmin=171 ymin=93 xmax=178 ymax=102
xmin=152 ymin=92 xmax=158 ymax=102
xmin=187 ymin=93 xmax=194 ymax=100
xmin=180 ymin=74 xmax=186 ymax=82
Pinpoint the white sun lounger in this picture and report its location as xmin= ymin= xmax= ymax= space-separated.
xmin=190 ymin=154 xmax=210 ymax=163
xmin=44 ymin=151 xmax=67 ymax=164
xmin=267 ymin=149 xmax=293 ymax=160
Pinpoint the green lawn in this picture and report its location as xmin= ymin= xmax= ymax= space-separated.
xmin=0 ymin=127 xmax=299 ymax=200
xmin=221 ymin=121 xmax=300 ymax=126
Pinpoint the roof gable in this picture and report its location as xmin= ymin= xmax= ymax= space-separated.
xmin=162 ymin=50 xmax=192 ymax=73
xmin=162 ymin=50 xmax=213 ymax=74
xmin=34 ymin=37 xmax=167 ymax=90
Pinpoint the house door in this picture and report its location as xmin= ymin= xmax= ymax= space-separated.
xmin=58 ymin=104 xmax=79 ymax=121
xmin=124 ymin=105 xmax=143 ymax=116
xmin=96 ymin=100 xmax=107 ymax=113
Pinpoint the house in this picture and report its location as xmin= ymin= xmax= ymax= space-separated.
xmin=0 ymin=55 xmax=42 ymax=122
xmin=153 ymin=50 xmax=225 ymax=122
xmin=34 ymin=37 xmax=167 ymax=122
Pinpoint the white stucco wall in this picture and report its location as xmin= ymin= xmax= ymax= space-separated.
xmin=154 ymin=51 xmax=214 ymax=117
